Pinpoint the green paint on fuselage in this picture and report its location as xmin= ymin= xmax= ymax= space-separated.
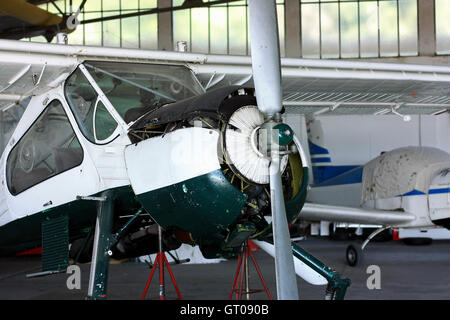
xmin=136 ymin=168 xmax=309 ymax=258
xmin=0 ymin=186 xmax=138 ymax=256
xmin=0 ymin=167 xmax=309 ymax=259
xmin=136 ymin=169 xmax=248 ymax=245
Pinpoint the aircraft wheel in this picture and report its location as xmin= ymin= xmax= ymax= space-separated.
xmin=346 ymin=244 xmax=364 ymax=267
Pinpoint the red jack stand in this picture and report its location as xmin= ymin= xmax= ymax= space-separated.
xmin=228 ymin=240 xmax=272 ymax=300
xmin=141 ymin=227 xmax=182 ymax=300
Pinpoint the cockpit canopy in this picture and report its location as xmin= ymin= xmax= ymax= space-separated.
xmin=64 ymin=61 xmax=204 ymax=143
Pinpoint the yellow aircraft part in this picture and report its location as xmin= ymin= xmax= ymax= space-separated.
xmin=0 ymin=0 xmax=62 ymax=26
xmin=288 ymin=152 xmax=303 ymax=199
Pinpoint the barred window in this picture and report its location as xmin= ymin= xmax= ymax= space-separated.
xmin=300 ymin=0 xmax=418 ymax=58
xmin=436 ymin=0 xmax=450 ymax=55
xmin=26 ymin=0 xmax=422 ymax=58
xmin=31 ymin=0 xmax=158 ymax=49
xmin=172 ymin=0 xmax=286 ymax=56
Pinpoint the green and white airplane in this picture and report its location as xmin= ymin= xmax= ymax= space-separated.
xmin=0 ymin=1 xmax=331 ymax=301
xmin=3 ymin=0 xmax=450 ymax=301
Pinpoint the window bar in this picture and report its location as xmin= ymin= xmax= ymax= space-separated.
xmin=377 ymin=0 xmax=381 ymax=57
xmin=101 ymin=0 xmax=104 ymax=47
xmin=357 ymin=0 xmax=361 ymax=58
xmin=208 ymin=2 xmax=211 ymax=54
xmin=226 ymin=1 xmax=229 ymax=55
xmin=189 ymin=6 xmax=192 ymax=52
xmin=396 ymin=0 xmax=400 ymax=57
xmin=245 ymin=0 xmax=248 ymax=56
xmin=338 ymin=0 xmax=342 ymax=59
xmin=299 ymin=0 xmax=302 ymax=57
xmin=319 ymin=1 xmax=322 ymax=58
xmin=138 ymin=0 xmax=141 ymax=49
xmin=119 ymin=0 xmax=122 ymax=48
xmin=82 ymin=2 xmax=86 ymax=45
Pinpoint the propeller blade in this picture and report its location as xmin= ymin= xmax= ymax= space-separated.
xmin=269 ymin=156 xmax=299 ymax=300
xmin=248 ymin=0 xmax=299 ymax=300
xmin=248 ymin=0 xmax=282 ymax=117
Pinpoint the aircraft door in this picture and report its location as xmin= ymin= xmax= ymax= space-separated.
xmin=4 ymin=93 xmax=100 ymax=218
xmin=428 ymin=169 xmax=450 ymax=228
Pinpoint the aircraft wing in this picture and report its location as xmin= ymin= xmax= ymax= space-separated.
xmin=190 ymin=56 xmax=450 ymax=116
xmin=2 ymin=38 xmax=450 ymax=116
xmin=0 ymin=50 xmax=77 ymax=112
xmin=300 ymin=202 xmax=416 ymax=227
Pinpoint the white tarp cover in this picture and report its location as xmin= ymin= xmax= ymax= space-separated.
xmin=361 ymin=146 xmax=450 ymax=203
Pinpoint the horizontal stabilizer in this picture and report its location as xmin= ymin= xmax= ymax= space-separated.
xmin=301 ymin=202 xmax=416 ymax=226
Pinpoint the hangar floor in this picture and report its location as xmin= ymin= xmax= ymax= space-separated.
xmin=0 ymin=237 xmax=449 ymax=300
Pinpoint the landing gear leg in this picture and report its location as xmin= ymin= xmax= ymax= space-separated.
xmin=345 ymin=226 xmax=390 ymax=267
xmin=86 ymin=190 xmax=115 ymax=300
xmin=290 ymin=242 xmax=351 ymax=300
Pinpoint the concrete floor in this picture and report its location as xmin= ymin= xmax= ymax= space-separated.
xmin=1 ymin=237 xmax=450 ymax=300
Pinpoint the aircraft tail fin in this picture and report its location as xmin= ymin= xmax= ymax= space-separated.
xmin=307 ymin=117 xmax=357 ymax=185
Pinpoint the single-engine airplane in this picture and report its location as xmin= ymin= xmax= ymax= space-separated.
xmin=2 ymin=0 xmax=450 ymax=301
xmin=0 ymin=1 xmax=351 ymax=300
xmin=302 ymin=114 xmax=450 ymax=266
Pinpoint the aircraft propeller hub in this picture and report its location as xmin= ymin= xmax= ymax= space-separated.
xmin=273 ymin=123 xmax=294 ymax=146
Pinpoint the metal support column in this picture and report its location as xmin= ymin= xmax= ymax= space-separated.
xmin=158 ymin=0 xmax=173 ymax=51
xmin=87 ymin=190 xmax=115 ymax=300
xmin=285 ymin=0 xmax=301 ymax=58
xmin=141 ymin=226 xmax=182 ymax=300
xmin=228 ymin=241 xmax=272 ymax=300
xmin=418 ymin=0 xmax=436 ymax=56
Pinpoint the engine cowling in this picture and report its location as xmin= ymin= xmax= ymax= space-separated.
xmin=126 ymin=87 xmax=309 ymax=258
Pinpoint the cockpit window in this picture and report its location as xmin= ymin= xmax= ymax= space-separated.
xmin=83 ymin=61 xmax=204 ymax=124
xmin=6 ymin=100 xmax=83 ymax=195
xmin=65 ymin=68 xmax=118 ymax=144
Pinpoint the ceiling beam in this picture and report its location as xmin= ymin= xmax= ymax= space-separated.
xmin=0 ymin=0 xmax=62 ymax=26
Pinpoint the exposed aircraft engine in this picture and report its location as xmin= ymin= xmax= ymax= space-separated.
xmin=125 ymin=86 xmax=309 ymax=259
xmin=222 ymin=105 xmax=289 ymax=185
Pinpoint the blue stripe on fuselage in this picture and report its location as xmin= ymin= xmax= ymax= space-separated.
xmin=429 ymin=187 xmax=450 ymax=195
xmin=311 ymin=165 xmax=450 ymax=198
xmin=400 ymin=188 xmax=450 ymax=196
xmin=312 ymin=165 xmax=363 ymax=187
xmin=311 ymin=157 xmax=331 ymax=163
xmin=401 ymin=190 xmax=426 ymax=196
xmin=308 ymin=141 xmax=329 ymax=155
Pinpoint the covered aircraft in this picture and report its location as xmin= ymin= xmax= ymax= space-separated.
xmin=304 ymin=114 xmax=450 ymax=265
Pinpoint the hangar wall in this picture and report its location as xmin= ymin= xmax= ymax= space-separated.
xmin=32 ymin=0 xmax=450 ymax=64
xmin=282 ymin=112 xmax=450 ymax=187
xmin=307 ymin=113 xmax=450 ymax=169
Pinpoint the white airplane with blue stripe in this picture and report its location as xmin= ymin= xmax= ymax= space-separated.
xmin=298 ymin=116 xmax=450 ymax=265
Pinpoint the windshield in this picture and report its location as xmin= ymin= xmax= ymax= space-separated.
xmin=83 ymin=61 xmax=204 ymax=123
